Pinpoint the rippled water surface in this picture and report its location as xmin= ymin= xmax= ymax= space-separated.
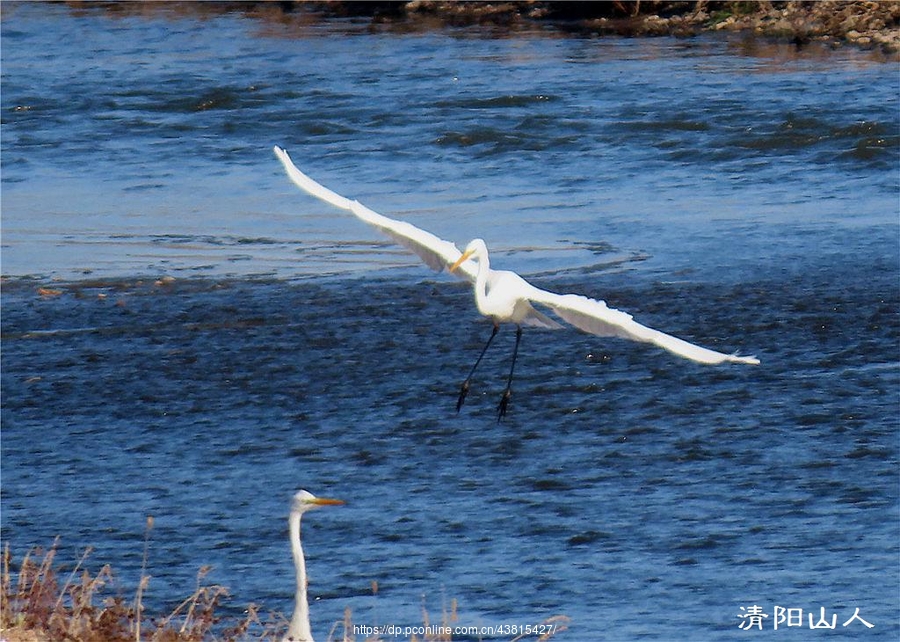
xmin=2 ymin=3 xmax=898 ymax=640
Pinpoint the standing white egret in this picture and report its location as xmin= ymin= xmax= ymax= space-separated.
xmin=273 ymin=146 xmax=759 ymax=420
xmin=283 ymin=490 xmax=344 ymax=642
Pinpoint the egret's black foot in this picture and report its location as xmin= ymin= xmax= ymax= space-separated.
xmin=456 ymin=380 xmax=470 ymax=413
xmin=497 ymin=389 xmax=512 ymax=422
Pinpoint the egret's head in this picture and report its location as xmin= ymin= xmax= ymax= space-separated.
xmin=450 ymin=239 xmax=486 ymax=273
xmin=291 ymin=489 xmax=345 ymax=515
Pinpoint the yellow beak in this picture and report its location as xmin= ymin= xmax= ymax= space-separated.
xmin=449 ymin=249 xmax=475 ymax=273
xmin=310 ymin=497 xmax=345 ymax=506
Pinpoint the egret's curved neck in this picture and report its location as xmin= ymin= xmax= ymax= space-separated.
xmin=472 ymin=244 xmax=490 ymax=305
xmin=285 ymin=512 xmax=313 ymax=642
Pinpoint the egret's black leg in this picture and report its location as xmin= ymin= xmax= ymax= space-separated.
xmin=497 ymin=326 xmax=522 ymax=422
xmin=457 ymin=324 xmax=499 ymax=413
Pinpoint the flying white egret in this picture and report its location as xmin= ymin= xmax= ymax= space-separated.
xmin=283 ymin=490 xmax=344 ymax=642
xmin=273 ymin=146 xmax=759 ymax=420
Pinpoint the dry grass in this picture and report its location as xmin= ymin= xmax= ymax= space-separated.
xmin=1 ymin=540 xmax=567 ymax=641
xmin=0 ymin=540 xmax=280 ymax=642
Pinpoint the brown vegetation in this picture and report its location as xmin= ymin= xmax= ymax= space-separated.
xmin=0 ymin=541 xmax=280 ymax=642
xmin=1 ymin=541 xmax=568 ymax=641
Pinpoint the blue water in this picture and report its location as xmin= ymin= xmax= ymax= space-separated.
xmin=2 ymin=3 xmax=898 ymax=640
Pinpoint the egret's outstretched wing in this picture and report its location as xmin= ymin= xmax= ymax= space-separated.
xmin=525 ymin=284 xmax=759 ymax=365
xmin=274 ymin=146 xmax=478 ymax=282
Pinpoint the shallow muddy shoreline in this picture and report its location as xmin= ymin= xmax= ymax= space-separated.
xmin=61 ymin=1 xmax=900 ymax=55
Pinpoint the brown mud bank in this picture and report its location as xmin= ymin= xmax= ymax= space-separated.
xmin=314 ymin=1 xmax=900 ymax=52
xmin=64 ymin=1 xmax=900 ymax=55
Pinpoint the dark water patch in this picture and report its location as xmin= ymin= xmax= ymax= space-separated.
xmin=567 ymin=530 xmax=612 ymax=546
xmin=434 ymin=94 xmax=558 ymax=109
xmin=614 ymin=115 xmax=712 ymax=133
xmin=675 ymin=536 xmax=724 ymax=551
xmin=434 ymin=126 xmax=571 ymax=154
xmin=731 ymin=114 xmax=898 ymax=161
